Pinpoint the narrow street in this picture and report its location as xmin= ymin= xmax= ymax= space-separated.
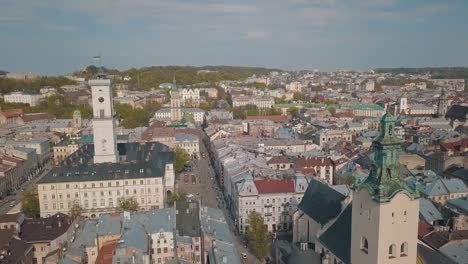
xmin=176 ymin=138 xmax=261 ymax=263
xmin=0 ymin=162 xmax=52 ymax=214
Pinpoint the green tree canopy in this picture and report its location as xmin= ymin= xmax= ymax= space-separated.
xmin=246 ymin=211 xmax=270 ymax=258
xmin=0 ymin=76 xmax=77 ymax=94
xmin=174 ymin=147 xmax=190 ymax=174
xmin=293 ymin=92 xmax=305 ymax=101
xmin=118 ymin=197 xmax=139 ymax=212
xmin=69 ymin=200 xmax=82 ymax=219
xmin=21 ymin=190 xmax=40 ymax=218
xmin=114 ymin=103 xmax=150 ymax=128
xmin=167 ymin=191 xmax=187 ymax=207
xmin=328 ymin=107 xmax=336 ymax=115
xmin=288 ymin=107 xmax=299 ymax=118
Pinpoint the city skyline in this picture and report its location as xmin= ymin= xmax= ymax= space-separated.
xmin=1 ymin=0 xmax=468 ymax=75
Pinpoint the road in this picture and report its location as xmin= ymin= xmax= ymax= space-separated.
xmin=0 ymin=162 xmax=52 ymax=215
xmin=176 ymin=140 xmax=261 ymax=263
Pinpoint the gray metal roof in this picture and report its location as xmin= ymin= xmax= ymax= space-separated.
xmin=298 ymin=179 xmax=346 ymax=225
xmin=38 ymin=142 xmax=174 ymax=184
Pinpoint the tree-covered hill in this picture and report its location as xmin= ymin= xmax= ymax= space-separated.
xmin=75 ymin=65 xmax=283 ymax=90
xmin=374 ymin=67 xmax=468 ymax=79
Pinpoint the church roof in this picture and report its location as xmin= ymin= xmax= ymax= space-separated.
xmin=317 ymin=204 xmax=352 ymax=264
xmin=298 ymin=179 xmax=346 ymax=225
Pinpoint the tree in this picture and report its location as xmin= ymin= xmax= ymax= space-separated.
xmin=288 ymin=107 xmax=299 ymax=118
xmin=293 ymin=92 xmax=305 ymax=101
xmin=114 ymin=103 xmax=150 ymax=128
xmin=69 ymin=200 xmax=82 ymax=219
xmin=118 ymin=197 xmax=139 ymax=212
xmin=21 ymin=190 xmax=40 ymax=218
xmin=246 ymin=211 xmax=270 ymax=258
xmin=174 ymin=147 xmax=190 ymax=174
xmin=328 ymin=107 xmax=336 ymax=116
xmin=167 ymin=191 xmax=187 ymax=207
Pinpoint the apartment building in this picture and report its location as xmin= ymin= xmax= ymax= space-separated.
xmin=4 ymin=92 xmax=43 ymax=106
xmin=235 ymin=176 xmax=308 ymax=233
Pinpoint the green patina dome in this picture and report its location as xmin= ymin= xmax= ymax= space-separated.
xmin=73 ymin=110 xmax=81 ymax=116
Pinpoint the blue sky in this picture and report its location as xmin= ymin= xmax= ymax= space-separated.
xmin=1 ymin=0 xmax=467 ymax=75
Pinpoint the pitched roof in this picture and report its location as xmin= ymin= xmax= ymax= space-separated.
xmin=417 ymin=243 xmax=457 ymax=264
xmin=0 ymin=108 xmax=23 ymax=118
xmin=21 ymin=213 xmax=72 ymax=243
xmin=95 ymin=240 xmax=117 ymax=264
xmin=267 ymin=156 xmax=292 ymax=164
xmin=419 ymin=198 xmax=444 ymax=223
xmin=317 ymin=204 xmax=352 ymax=264
xmin=298 ymin=180 xmax=346 ymax=225
xmin=246 ymin=115 xmax=289 ymax=122
xmin=254 ymin=179 xmax=295 ymax=194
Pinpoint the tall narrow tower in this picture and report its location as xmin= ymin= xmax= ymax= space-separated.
xmin=170 ymin=78 xmax=182 ymax=122
xmin=437 ymin=88 xmax=448 ymax=118
xmin=90 ymin=78 xmax=119 ymax=163
xmin=351 ymin=110 xmax=420 ymax=264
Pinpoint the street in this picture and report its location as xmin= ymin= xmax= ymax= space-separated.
xmin=176 ymin=138 xmax=262 ymax=264
xmin=0 ymin=163 xmax=52 ymax=215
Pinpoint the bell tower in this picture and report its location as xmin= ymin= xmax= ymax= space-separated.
xmin=351 ymin=110 xmax=420 ymax=264
xmin=90 ymin=77 xmax=118 ymax=163
xmin=170 ymin=77 xmax=182 ymax=122
xmin=437 ymin=88 xmax=448 ymax=118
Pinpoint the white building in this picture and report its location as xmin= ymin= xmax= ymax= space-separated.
xmin=286 ymin=81 xmax=302 ymax=92
xmin=315 ymin=129 xmax=354 ymax=147
xmin=180 ymin=88 xmax=200 ymax=107
xmin=235 ymin=176 xmax=308 ymax=233
xmin=232 ymin=95 xmax=274 ymax=109
xmin=4 ymin=92 xmax=43 ymax=106
xmin=37 ymin=77 xmax=176 ymax=218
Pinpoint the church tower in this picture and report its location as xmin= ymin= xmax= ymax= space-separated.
xmin=90 ymin=78 xmax=119 ymax=163
xmin=351 ymin=110 xmax=420 ymax=264
xmin=437 ymin=88 xmax=448 ymax=118
xmin=73 ymin=110 xmax=82 ymax=128
xmin=170 ymin=78 xmax=182 ymax=122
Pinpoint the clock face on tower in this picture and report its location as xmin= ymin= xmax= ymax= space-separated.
xmin=98 ymin=97 xmax=105 ymax=103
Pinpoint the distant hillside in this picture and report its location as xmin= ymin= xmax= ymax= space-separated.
xmin=374 ymin=67 xmax=468 ymax=79
xmin=75 ymin=65 xmax=283 ymax=90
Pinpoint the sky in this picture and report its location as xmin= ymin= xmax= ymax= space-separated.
xmin=1 ymin=0 xmax=468 ymax=75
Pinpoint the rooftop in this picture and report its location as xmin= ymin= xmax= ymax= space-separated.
xmin=38 ymin=142 xmax=174 ymax=184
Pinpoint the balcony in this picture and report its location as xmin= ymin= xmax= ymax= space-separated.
xmin=264 ymin=203 xmax=272 ymax=207
xmin=264 ymin=212 xmax=272 ymax=216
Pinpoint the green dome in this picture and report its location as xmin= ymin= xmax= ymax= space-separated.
xmin=73 ymin=110 xmax=81 ymax=116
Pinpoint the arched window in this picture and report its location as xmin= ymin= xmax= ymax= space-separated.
xmin=389 ymin=244 xmax=397 ymax=259
xmin=361 ymin=237 xmax=369 ymax=253
xmin=400 ymin=242 xmax=408 ymax=257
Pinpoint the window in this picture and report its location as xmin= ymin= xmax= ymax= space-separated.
xmin=66 ymin=184 xmax=69 ymax=189
xmin=100 ymin=182 xmax=103 ymax=187
xmin=400 ymin=242 xmax=408 ymax=257
xmin=389 ymin=244 xmax=396 ymax=259
xmin=108 ymin=182 xmax=112 ymax=187
xmin=100 ymin=199 xmax=105 ymax=206
xmin=361 ymin=237 xmax=368 ymax=253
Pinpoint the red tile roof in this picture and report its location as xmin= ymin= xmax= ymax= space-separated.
xmin=296 ymin=157 xmax=334 ymax=168
xmin=418 ymin=220 xmax=433 ymax=239
xmin=267 ymin=156 xmax=292 ymax=164
xmin=96 ymin=240 xmax=118 ymax=264
xmin=254 ymin=179 xmax=295 ymax=194
xmin=0 ymin=109 xmax=23 ymax=118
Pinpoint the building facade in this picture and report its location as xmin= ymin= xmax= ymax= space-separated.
xmin=4 ymin=92 xmax=43 ymax=106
